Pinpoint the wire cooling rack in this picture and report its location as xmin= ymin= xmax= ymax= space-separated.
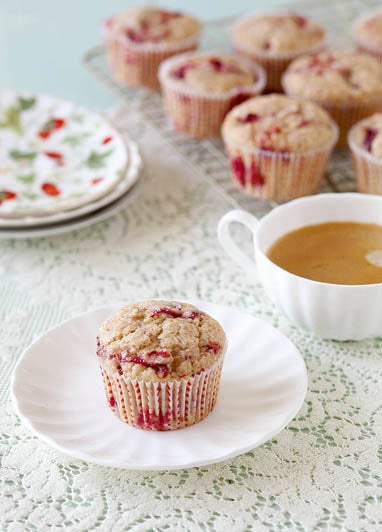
xmin=83 ymin=0 xmax=379 ymax=215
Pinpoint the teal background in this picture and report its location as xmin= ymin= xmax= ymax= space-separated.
xmin=1 ymin=1 xmax=290 ymax=109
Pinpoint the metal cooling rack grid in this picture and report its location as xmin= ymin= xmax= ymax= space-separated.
xmin=83 ymin=0 xmax=378 ymax=216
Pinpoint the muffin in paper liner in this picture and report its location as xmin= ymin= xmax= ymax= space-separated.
xmin=281 ymin=51 xmax=382 ymax=148
xmin=352 ymin=8 xmax=382 ymax=61
xmin=348 ymin=118 xmax=382 ymax=195
xmin=100 ymin=354 xmax=225 ymax=431
xmin=97 ymin=300 xmax=227 ymax=431
xmin=159 ymin=52 xmax=266 ymax=139
xmin=223 ymin=140 xmax=337 ymax=202
xmin=222 ymin=94 xmax=338 ymax=202
xmin=231 ymin=12 xmax=326 ymax=92
xmin=103 ymin=13 xmax=201 ymax=90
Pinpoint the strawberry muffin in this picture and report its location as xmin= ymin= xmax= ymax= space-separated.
xmin=103 ymin=6 xmax=201 ymax=90
xmin=353 ymin=9 xmax=382 ymax=60
xmin=348 ymin=113 xmax=382 ymax=194
xmin=97 ymin=300 xmax=227 ymax=431
xmin=231 ymin=12 xmax=325 ymax=91
xmin=282 ymin=50 xmax=382 ymax=147
xmin=159 ymin=52 xmax=266 ymax=138
xmin=222 ymin=94 xmax=338 ymax=201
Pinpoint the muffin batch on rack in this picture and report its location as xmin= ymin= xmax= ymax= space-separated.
xmin=104 ymin=5 xmax=382 ymax=199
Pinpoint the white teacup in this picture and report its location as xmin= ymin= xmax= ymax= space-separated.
xmin=218 ymin=193 xmax=382 ymax=340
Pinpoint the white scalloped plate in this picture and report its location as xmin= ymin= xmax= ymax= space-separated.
xmin=0 ymin=139 xmax=141 ymax=228
xmin=11 ymin=301 xmax=307 ymax=470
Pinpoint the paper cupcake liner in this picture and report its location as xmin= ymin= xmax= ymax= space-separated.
xmin=103 ymin=24 xmax=200 ymax=90
xmin=348 ymin=127 xmax=382 ymax=194
xmin=231 ymin=12 xmax=326 ymax=92
xmin=223 ymin=123 xmax=338 ymax=201
xmin=159 ymin=52 xmax=266 ymax=138
xmin=100 ymin=356 xmax=224 ymax=431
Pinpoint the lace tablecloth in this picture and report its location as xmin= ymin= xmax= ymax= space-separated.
xmin=1 ymin=110 xmax=381 ymax=532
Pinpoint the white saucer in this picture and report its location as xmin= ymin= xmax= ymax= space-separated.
xmin=11 ymin=301 xmax=307 ymax=470
xmin=0 ymin=139 xmax=142 ymax=228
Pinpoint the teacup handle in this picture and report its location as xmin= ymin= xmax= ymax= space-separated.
xmin=217 ymin=209 xmax=260 ymax=278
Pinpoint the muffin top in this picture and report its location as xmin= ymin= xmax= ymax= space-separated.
xmin=350 ymin=113 xmax=382 ymax=158
xmin=109 ymin=6 xmax=200 ymax=45
xmin=232 ymin=12 xmax=325 ymax=55
xmin=97 ymin=300 xmax=226 ymax=381
xmin=222 ymin=94 xmax=336 ymax=152
xmin=354 ymin=10 xmax=382 ymax=50
xmin=162 ymin=53 xmax=260 ymax=93
xmin=282 ymin=50 xmax=382 ymax=103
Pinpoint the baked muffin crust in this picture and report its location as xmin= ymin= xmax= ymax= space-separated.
xmin=222 ymin=94 xmax=336 ymax=153
xmin=232 ymin=12 xmax=325 ymax=55
xmin=167 ymin=53 xmax=256 ymax=93
xmin=111 ymin=6 xmax=200 ymax=45
xmin=98 ymin=300 xmax=226 ymax=381
xmin=282 ymin=50 xmax=382 ymax=103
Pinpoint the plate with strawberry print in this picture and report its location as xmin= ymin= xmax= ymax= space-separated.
xmin=0 ymin=91 xmax=128 ymax=217
xmin=0 ymin=177 xmax=143 ymax=239
xmin=0 ymin=138 xmax=142 ymax=228
xmin=11 ymin=301 xmax=307 ymax=470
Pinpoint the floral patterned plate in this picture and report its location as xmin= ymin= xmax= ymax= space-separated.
xmin=0 ymin=178 xmax=143 ymax=239
xmin=0 ymin=139 xmax=141 ymax=228
xmin=0 ymin=92 xmax=128 ymax=217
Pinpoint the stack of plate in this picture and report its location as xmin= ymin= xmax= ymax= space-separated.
xmin=0 ymin=92 xmax=142 ymax=239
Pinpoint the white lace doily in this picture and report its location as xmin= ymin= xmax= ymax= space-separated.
xmin=1 ymin=110 xmax=381 ymax=532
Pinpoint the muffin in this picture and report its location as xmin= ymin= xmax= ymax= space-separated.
xmin=97 ymin=300 xmax=227 ymax=431
xmin=159 ymin=52 xmax=266 ymax=138
xmin=348 ymin=113 xmax=382 ymax=194
xmin=231 ymin=12 xmax=325 ymax=91
xmin=103 ymin=7 xmax=201 ymax=90
xmin=353 ymin=9 xmax=382 ymax=60
xmin=282 ymin=50 xmax=382 ymax=147
xmin=222 ymin=94 xmax=338 ymax=201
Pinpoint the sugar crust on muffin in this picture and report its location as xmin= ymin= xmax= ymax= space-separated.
xmin=222 ymin=94 xmax=336 ymax=153
xmin=165 ymin=53 xmax=257 ymax=93
xmin=97 ymin=300 xmax=226 ymax=382
xmin=282 ymin=50 xmax=382 ymax=103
